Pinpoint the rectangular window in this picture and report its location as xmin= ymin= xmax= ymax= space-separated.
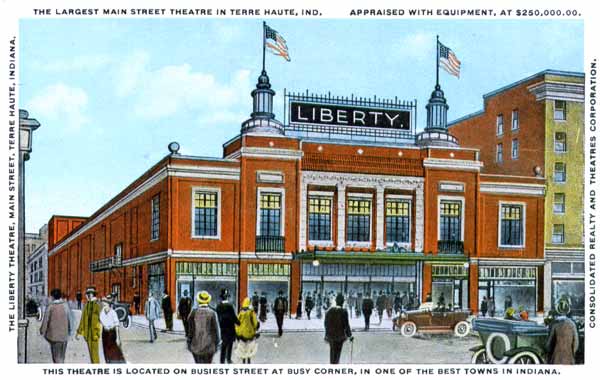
xmin=259 ymin=193 xmax=282 ymax=236
xmin=439 ymin=200 xmax=462 ymax=241
xmin=554 ymin=162 xmax=566 ymax=183
xmin=496 ymin=114 xmax=504 ymax=135
xmin=496 ymin=143 xmax=503 ymax=163
xmin=554 ymin=132 xmax=567 ymax=153
xmin=511 ymin=139 xmax=519 ymax=159
xmin=308 ymin=197 xmax=332 ymax=241
xmin=193 ymin=191 xmax=218 ymax=237
xmin=500 ymin=204 xmax=524 ymax=247
xmin=553 ymin=193 xmax=565 ymax=214
xmin=347 ymin=198 xmax=372 ymax=242
xmin=554 ymin=100 xmax=566 ymax=121
xmin=386 ymin=199 xmax=411 ymax=243
xmin=151 ymin=195 xmax=160 ymax=240
xmin=511 ymin=109 xmax=519 ymax=130
xmin=552 ymin=224 xmax=565 ymax=244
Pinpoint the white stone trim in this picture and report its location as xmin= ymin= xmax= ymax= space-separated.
xmin=256 ymin=187 xmax=285 ymax=237
xmin=437 ymin=195 xmax=465 ymax=242
xmin=470 ymin=257 xmax=545 ymax=266
xmin=423 ymin=158 xmax=483 ymax=172
xmin=438 ymin=181 xmax=465 ymax=193
xmin=480 ymin=182 xmax=545 ymax=196
xmin=497 ymin=201 xmax=526 ymax=249
xmin=121 ymin=250 xmax=170 ymax=266
xmin=308 ymin=190 xmax=334 ymax=197
xmin=347 ymin=192 xmax=374 ymax=199
xmin=240 ymin=252 xmax=293 ymax=260
xmin=239 ymin=147 xmax=303 ymax=160
xmin=256 ymin=171 xmax=284 ymax=184
xmin=190 ymin=187 xmax=222 ymax=240
xmin=171 ymin=251 xmax=239 ymax=259
xmin=337 ymin=183 xmax=346 ymax=250
xmin=167 ymin=164 xmax=240 ymax=180
xmin=376 ymin=187 xmax=385 ymax=250
xmin=527 ymin=80 xmax=585 ymax=103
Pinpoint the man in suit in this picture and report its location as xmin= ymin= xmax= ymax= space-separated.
xmin=273 ymin=290 xmax=288 ymax=337
xmin=324 ymin=293 xmax=353 ymax=364
xmin=178 ymin=290 xmax=193 ymax=337
xmin=361 ymin=292 xmax=374 ymax=331
xmin=215 ymin=289 xmax=240 ymax=364
xmin=76 ymin=286 xmax=102 ymax=363
xmin=162 ymin=291 xmax=174 ymax=331
xmin=40 ymin=288 xmax=74 ymax=363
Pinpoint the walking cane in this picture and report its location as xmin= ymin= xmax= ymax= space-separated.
xmin=350 ymin=338 xmax=354 ymax=364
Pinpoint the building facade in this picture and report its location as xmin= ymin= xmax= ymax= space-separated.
xmin=25 ymin=224 xmax=48 ymax=299
xmin=48 ymin=70 xmax=547 ymax=316
xmin=449 ymin=70 xmax=585 ymax=315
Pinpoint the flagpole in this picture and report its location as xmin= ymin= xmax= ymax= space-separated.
xmin=436 ymin=35 xmax=439 ymax=87
xmin=262 ymin=21 xmax=266 ymax=73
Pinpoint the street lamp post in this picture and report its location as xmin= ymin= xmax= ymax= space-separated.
xmin=18 ymin=109 xmax=40 ymax=363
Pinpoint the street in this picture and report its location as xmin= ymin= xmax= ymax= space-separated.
xmin=28 ymin=311 xmax=478 ymax=364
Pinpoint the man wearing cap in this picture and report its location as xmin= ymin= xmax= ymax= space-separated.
xmin=216 ymin=289 xmax=239 ymax=364
xmin=187 ymin=291 xmax=221 ymax=363
xmin=76 ymin=286 xmax=102 ymax=363
xmin=324 ymin=293 xmax=353 ymax=364
xmin=144 ymin=292 xmax=161 ymax=342
xmin=546 ymin=299 xmax=579 ymax=364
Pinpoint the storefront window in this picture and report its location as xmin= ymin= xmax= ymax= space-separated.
xmin=479 ymin=266 xmax=537 ymax=315
xmin=175 ymin=262 xmax=238 ymax=309
xmin=552 ymin=280 xmax=584 ymax=316
xmin=248 ymin=263 xmax=290 ymax=313
xmin=148 ymin=262 xmax=165 ymax=299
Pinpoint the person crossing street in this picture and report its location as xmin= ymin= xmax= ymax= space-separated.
xmin=273 ymin=290 xmax=288 ymax=337
xmin=324 ymin=293 xmax=353 ymax=364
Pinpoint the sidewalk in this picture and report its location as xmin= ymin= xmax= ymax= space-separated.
xmin=131 ymin=312 xmax=396 ymax=334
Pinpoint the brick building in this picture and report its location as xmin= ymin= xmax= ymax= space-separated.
xmin=449 ymin=70 xmax=585 ymax=315
xmin=48 ymin=70 xmax=546 ymax=316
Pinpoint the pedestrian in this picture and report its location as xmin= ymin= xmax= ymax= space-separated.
xmin=187 ymin=291 xmax=221 ymax=364
xmin=348 ymin=291 xmax=356 ymax=318
xmin=178 ymin=290 xmax=193 ymax=337
xmin=412 ymin=293 xmax=421 ymax=310
xmin=504 ymin=295 xmax=513 ymax=312
xmin=518 ymin=306 xmax=529 ymax=321
xmin=324 ymin=293 xmax=353 ymax=364
xmin=546 ymin=299 xmax=579 ymax=364
xmin=235 ymin=297 xmax=260 ymax=364
xmin=251 ymin=291 xmax=260 ymax=313
xmin=273 ymin=290 xmax=288 ymax=336
xmin=480 ymin=296 xmax=488 ymax=317
xmin=76 ymin=286 xmax=102 ymax=363
xmin=144 ymin=292 xmax=160 ymax=342
xmin=162 ymin=291 xmax=173 ymax=331
xmin=393 ymin=292 xmax=401 ymax=314
xmin=356 ymin=292 xmax=363 ymax=318
xmin=436 ymin=294 xmax=446 ymax=311
xmin=305 ymin=292 xmax=314 ymax=320
xmin=40 ymin=288 xmax=74 ymax=363
xmin=133 ymin=293 xmax=141 ymax=315
xmin=315 ymin=292 xmax=323 ymax=319
xmin=425 ymin=293 xmax=432 ymax=303
xmin=295 ymin=293 xmax=303 ymax=319
xmin=504 ymin=307 xmax=518 ymax=320
xmin=76 ymin=291 xmax=82 ymax=310
xmin=487 ymin=297 xmax=496 ymax=318
xmin=99 ymin=295 xmax=126 ymax=363
xmin=400 ymin=291 xmax=409 ymax=312
xmin=216 ymin=289 xmax=239 ymax=364
xmin=258 ymin=292 xmax=268 ymax=322
xmin=376 ymin=291 xmax=386 ymax=324
xmin=361 ymin=293 xmax=374 ymax=331
xmin=385 ymin=292 xmax=393 ymax=318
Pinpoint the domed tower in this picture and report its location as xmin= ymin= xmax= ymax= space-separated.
xmin=415 ymin=83 xmax=458 ymax=147
xmin=240 ymin=70 xmax=284 ymax=135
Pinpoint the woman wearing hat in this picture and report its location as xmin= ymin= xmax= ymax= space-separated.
xmin=99 ymin=296 xmax=125 ymax=363
xmin=235 ymin=297 xmax=260 ymax=364
xmin=76 ymin=286 xmax=102 ymax=363
xmin=546 ymin=299 xmax=579 ymax=364
xmin=187 ymin=291 xmax=221 ymax=363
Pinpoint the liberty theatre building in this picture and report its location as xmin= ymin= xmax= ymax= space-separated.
xmin=47 ymin=69 xmax=546 ymax=316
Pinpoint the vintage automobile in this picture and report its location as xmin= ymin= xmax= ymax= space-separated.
xmin=470 ymin=317 xmax=585 ymax=364
xmin=394 ymin=306 xmax=471 ymax=337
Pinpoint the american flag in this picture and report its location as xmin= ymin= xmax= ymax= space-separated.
xmin=438 ymin=41 xmax=461 ymax=78
xmin=265 ymin=24 xmax=290 ymax=62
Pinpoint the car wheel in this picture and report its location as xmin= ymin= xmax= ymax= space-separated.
xmin=401 ymin=321 xmax=417 ymax=337
xmin=471 ymin=348 xmax=488 ymax=364
xmin=485 ymin=332 xmax=511 ymax=364
xmin=508 ymin=351 xmax=540 ymax=365
xmin=454 ymin=321 xmax=471 ymax=338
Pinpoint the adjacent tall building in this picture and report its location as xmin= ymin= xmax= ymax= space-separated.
xmin=449 ymin=70 xmax=585 ymax=315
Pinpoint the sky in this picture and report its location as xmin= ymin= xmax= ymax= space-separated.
xmin=19 ymin=18 xmax=583 ymax=232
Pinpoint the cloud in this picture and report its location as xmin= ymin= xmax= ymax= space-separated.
xmin=32 ymin=54 xmax=112 ymax=72
xmin=115 ymin=51 xmax=253 ymax=121
xmin=27 ymin=83 xmax=89 ymax=131
xmin=393 ymin=32 xmax=436 ymax=61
